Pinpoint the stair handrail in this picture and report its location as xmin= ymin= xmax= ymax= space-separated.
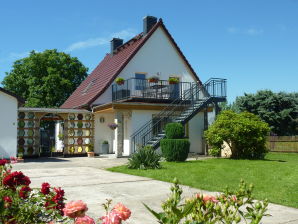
xmin=130 ymin=78 xmax=227 ymax=152
xmin=130 ymin=81 xmax=199 ymax=138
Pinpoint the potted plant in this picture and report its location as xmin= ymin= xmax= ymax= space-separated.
xmin=148 ymin=76 xmax=159 ymax=83
xmin=102 ymin=140 xmax=109 ymax=154
xmin=115 ymin=77 xmax=125 ymax=85
xmin=107 ymin=123 xmax=118 ymax=130
xmin=168 ymin=77 xmax=179 ymax=84
xmin=87 ymin=144 xmax=95 ymax=158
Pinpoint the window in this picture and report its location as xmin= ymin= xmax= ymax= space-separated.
xmin=135 ymin=73 xmax=146 ymax=90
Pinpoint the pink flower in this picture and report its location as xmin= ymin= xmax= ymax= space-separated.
xmin=113 ymin=203 xmax=131 ymax=221
xmin=10 ymin=157 xmax=18 ymax=164
xmin=75 ymin=215 xmax=95 ymax=224
xmin=101 ymin=211 xmax=122 ymax=224
xmin=196 ymin=193 xmax=219 ymax=203
xmin=231 ymin=195 xmax=237 ymax=201
xmin=63 ymin=200 xmax=88 ymax=218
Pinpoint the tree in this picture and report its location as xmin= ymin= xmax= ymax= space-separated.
xmin=205 ymin=110 xmax=270 ymax=159
xmin=234 ymin=90 xmax=298 ymax=136
xmin=2 ymin=49 xmax=88 ymax=107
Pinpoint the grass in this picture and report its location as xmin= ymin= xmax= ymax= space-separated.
xmin=107 ymin=152 xmax=298 ymax=208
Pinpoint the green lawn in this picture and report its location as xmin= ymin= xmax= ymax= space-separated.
xmin=107 ymin=153 xmax=298 ymax=208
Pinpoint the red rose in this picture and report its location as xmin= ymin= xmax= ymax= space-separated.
xmin=3 ymin=196 xmax=12 ymax=208
xmin=41 ymin=182 xmax=51 ymax=195
xmin=2 ymin=171 xmax=31 ymax=189
xmin=0 ymin=159 xmax=8 ymax=166
xmin=19 ymin=186 xmax=31 ymax=199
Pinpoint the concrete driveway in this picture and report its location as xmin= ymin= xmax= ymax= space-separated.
xmin=14 ymin=156 xmax=298 ymax=224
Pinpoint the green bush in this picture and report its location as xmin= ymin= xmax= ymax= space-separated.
xmin=208 ymin=147 xmax=221 ymax=157
xmin=161 ymin=139 xmax=190 ymax=161
xmin=128 ymin=145 xmax=161 ymax=169
xmin=144 ymin=179 xmax=269 ymax=224
xmin=205 ymin=110 xmax=270 ymax=159
xmin=165 ymin=123 xmax=184 ymax=139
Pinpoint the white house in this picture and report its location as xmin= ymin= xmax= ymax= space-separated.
xmin=60 ymin=16 xmax=227 ymax=157
xmin=0 ymin=87 xmax=24 ymax=158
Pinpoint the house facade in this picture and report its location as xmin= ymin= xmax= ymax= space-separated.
xmin=60 ymin=16 xmax=227 ymax=157
xmin=0 ymin=87 xmax=24 ymax=158
xmin=15 ymin=16 xmax=226 ymax=158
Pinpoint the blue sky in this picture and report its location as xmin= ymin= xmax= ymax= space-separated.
xmin=1 ymin=0 xmax=297 ymax=102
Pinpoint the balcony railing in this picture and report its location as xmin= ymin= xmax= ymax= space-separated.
xmin=112 ymin=78 xmax=193 ymax=102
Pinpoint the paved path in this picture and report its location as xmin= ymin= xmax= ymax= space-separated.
xmin=14 ymin=157 xmax=298 ymax=224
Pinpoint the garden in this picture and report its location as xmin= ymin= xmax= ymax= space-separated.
xmin=109 ymin=110 xmax=298 ymax=211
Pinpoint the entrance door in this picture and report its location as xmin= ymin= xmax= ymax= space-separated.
xmin=39 ymin=114 xmax=64 ymax=157
xmin=169 ymin=76 xmax=180 ymax=99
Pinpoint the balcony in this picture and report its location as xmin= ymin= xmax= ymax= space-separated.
xmin=112 ymin=78 xmax=193 ymax=102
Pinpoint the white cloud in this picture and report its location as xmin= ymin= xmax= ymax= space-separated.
xmin=227 ymin=27 xmax=264 ymax=36
xmin=244 ymin=28 xmax=264 ymax=36
xmin=0 ymin=51 xmax=31 ymax=63
xmin=65 ymin=28 xmax=137 ymax=52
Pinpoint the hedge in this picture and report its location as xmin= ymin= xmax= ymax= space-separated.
xmin=165 ymin=123 xmax=184 ymax=139
xmin=160 ymin=139 xmax=190 ymax=161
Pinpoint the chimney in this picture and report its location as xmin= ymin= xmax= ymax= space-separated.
xmin=110 ymin=38 xmax=123 ymax=54
xmin=143 ymin=16 xmax=157 ymax=34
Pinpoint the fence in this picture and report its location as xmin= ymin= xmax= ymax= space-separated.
xmin=267 ymin=136 xmax=298 ymax=153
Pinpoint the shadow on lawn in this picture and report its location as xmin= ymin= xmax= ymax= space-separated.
xmin=263 ymin=159 xmax=287 ymax=163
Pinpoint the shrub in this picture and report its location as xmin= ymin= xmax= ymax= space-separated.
xmin=165 ymin=123 xmax=184 ymax=139
xmin=161 ymin=139 xmax=190 ymax=161
xmin=128 ymin=145 xmax=161 ymax=169
xmin=144 ymin=179 xmax=269 ymax=224
xmin=205 ymin=110 xmax=270 ymax=159
xmin=208 ymin=147 xmax=221 ymax=157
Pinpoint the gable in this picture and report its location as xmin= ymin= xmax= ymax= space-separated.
xmin=121 ymin=26 xmax=199 ymax=83
xmin=61 ymin=19 xmax=201 ymax=109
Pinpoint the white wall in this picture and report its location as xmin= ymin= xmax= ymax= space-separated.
xmin=0 ymin=92 xmax=18 ymax=158
xmin=92 ymin=26 xmax=198 ymax=106
xmin=131 ymin=109 xmax=161 ymax=134
xmin=188 ymin=112 xmax=205 ymax=154
xmin=94 ymin=113 xmax=114 ymax=154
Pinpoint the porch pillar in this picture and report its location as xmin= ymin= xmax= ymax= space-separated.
xmin=115 ymin=111 xmax=124 ymax=158
xmin=203 ymin=109 xmax=208 ymax=155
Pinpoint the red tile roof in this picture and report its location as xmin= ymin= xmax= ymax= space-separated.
xmin=60 ymin=19 xmax=201 ymax=109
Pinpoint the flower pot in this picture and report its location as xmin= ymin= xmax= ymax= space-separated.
xmin=87 ymin=152 xmax=95 ymax=158
xmin=102 ymin=143 xmax=109 ymax=154
xmin=116 ymin=81 xmax=125 ymax=85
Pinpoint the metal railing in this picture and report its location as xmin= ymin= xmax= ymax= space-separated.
xmin=112 ymin=78 xmax=192 ymax=101
xmin=130 ymin=78 xmax=227 ymax=153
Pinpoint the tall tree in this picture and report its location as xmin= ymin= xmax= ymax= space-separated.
xmin=234 ymin=90 xmax=298 ymax=136
xmin=2 ymin=49 xmax=88 ymax=107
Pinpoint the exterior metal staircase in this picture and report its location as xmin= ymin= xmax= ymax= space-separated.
xmin=130 ymin=78 xmax=227 ymax=153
